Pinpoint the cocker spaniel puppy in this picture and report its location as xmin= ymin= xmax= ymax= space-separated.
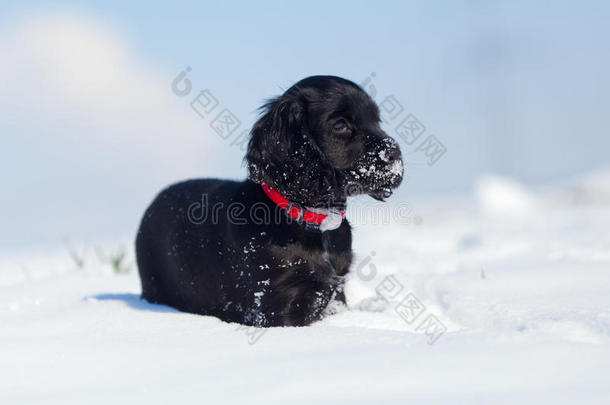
xmin=136 ymin=75 xmax=403 ymax=326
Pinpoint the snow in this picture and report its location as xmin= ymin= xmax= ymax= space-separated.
xmin=2 ymin=172 xmax=610 ymax=404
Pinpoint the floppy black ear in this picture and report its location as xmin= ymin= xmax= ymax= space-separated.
xmin=246 ymin=96 xmax=304 ymax=184
xmin=245 ymin=94 xmax=338 ymax=205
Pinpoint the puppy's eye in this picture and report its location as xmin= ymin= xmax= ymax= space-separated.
xmin=332 ymin=119 xmax=351 ymax=134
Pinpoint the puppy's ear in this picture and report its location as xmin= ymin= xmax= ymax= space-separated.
xmin=246 ymin=92 xmax=339 ymax=205
xmin=246 ymin=95 xmax=305 ymax=184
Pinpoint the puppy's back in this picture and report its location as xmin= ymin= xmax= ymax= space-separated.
xmin=135 ymin=179 xmax=243 ymax=312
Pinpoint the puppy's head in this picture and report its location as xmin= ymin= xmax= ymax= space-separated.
xmin=246 ymin=75 xmax=403 ymax=206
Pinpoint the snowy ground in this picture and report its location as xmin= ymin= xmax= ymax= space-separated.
xmin=2 ymin=173 xmax=610 ymax=404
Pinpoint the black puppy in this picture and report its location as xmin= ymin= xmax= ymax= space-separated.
xmin=136 ymin=76 xmax=403 ymax=327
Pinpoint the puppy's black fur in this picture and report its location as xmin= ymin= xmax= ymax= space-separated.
xmin=136 ymin=76 xmax=403 ymax=326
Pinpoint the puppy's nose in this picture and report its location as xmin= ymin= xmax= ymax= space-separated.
xmin=387 ymin=144 xmax=402 ymax=163
xmin=379 ymin=138 xmax=401 ymax=161
xmin=384 ymin=142 xmax=404 ymax=184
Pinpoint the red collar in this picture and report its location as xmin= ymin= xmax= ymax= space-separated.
xmin=261 ymin=183 xmax=345 ymax=230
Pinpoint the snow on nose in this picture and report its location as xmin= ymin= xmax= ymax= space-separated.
xmin=377 ymin=139 xmax=403 ymax=184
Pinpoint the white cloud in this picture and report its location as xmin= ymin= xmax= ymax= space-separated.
xmin=0 ymin=12 xmax=215 ymax=181
xmin=0 ymin=12 xmax=222 ymax=247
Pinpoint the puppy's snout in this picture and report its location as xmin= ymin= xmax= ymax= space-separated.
xmin=380 ymin=137 xmax=402 ymax=162
xmin=380 ymin=138 xmax=404 ymax=187
xmin=386 ymin=143 xmax=402 ymax=164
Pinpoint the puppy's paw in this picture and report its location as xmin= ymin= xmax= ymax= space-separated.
xmin=323 ymin=299 xmax=348 ymax=316
xmin=355 ymin=296 xmax=389 ymax=312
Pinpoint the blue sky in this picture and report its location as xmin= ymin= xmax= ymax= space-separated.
xmin=1 ymin=1 xmax=609 ymax=249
